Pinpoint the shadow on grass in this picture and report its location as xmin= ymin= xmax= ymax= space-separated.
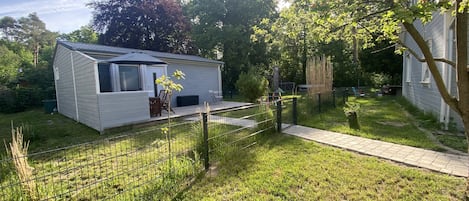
xmin=298 ymin=96 xmax=443 ymax=151
xmin=172 ymin=131 xmax=284 ymax=200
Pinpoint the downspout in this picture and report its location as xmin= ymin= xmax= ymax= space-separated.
xmin=440 ymin=14 xmax=449 ymax=129
xmin=53 ymin=65 xmax=60 ymax=112
xmin=70 ymin=52 xmax=79 ymax=121
xmin=445 ymin=19 xmax=454 ymax=129
xmin=218 ymin=64 xmax=223 ymax=93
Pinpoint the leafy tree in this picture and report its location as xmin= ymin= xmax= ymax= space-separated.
xmin=288 ymin=0 xmax=469 ymax=196
xmin=316 ymin=40 xmax=359 ymax=87
xmin=0 ymin=14 xmax=56 ymax=112
xmin=359 ymin=40 xmax=403 ymax=86
xmin=89 ymin=0 xmax=194 ymax=54
xmin=0 ymin=44 xmax=22 ymax=87
xmin=185 ymin=0 xmax=277 ymax=91
xmin=59 ymin=26 xmax=98 ymax=44
xmin=0 ymin=16 xmax=19 ymax=40
xmin=16 ymin=13 xmax=57 ymax=67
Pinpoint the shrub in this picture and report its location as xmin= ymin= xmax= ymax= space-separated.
xmin=0 ymin=88 xmax=19 ymax=113
xmin=370 ymin=73 xmax=391 ymax=89
xmin=0 ymin=86 xmax=55 ymax=113
xmin=235 ymin=70 xmax=269 ymax=103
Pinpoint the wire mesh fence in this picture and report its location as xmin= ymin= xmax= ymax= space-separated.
xmin=1 ymin=115 xmax=203 ymax=200
xmin=202 ymin=104 xmax=276 ymax=166
xmin=0 ymin=103 xmax=278 ymax=200
xmin=295 ymin=90 xmax=347 ymax=123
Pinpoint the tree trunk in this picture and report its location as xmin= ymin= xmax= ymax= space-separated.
xmin=463 ymin=115 xmax=469 ymax=200
xmin=33 ymin=44 xmax=39 ymax=68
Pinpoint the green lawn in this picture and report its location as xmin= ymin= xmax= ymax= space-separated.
xmin=177 ymin=133 xmax=465 ymax=200
xmin=0 ymin=108 xmax=102 ymax=154
xmin=1 ymin=101 xmax=467 ymax=200
xmin=298 ymin=96 xmax=460 ymax=152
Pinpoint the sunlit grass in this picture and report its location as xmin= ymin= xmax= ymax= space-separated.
xmin=299 ymin=96 xmax=444 ymax=151
xmin=178 ymin=134 xmax=465 ymax=200
xmin=1 ymin=108 xmax=263 ymax=200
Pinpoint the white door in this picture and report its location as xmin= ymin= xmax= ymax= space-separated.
xmin=145 ymin=66 xmax=165 ymax=97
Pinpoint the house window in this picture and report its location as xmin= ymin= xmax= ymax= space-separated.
xmin=98 ymin=63 xmax=113 ymax=92
xmin=119 ymin=65 xmax=141 ymax=91
xmin=421 ymin=39 xmax=432 ymax=84
xmin=53 ymin=65 xmax=59 ymax=80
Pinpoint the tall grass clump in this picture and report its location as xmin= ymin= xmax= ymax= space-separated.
xmin=4 ymin=124 xmax=37 ymax=200
xmin=344 ymin=102 xmax=360 ymax=130
xmin=193 ymin=103 xmax=230 ymax=161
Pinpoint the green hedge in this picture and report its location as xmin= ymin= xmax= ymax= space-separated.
xmin=0 ymin=87 xmax=55 ymax=113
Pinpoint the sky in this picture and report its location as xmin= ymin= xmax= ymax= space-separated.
xmin=0 ymin=0 xmax=291 ymax=34
xmin=0 ymin=0 xmax=93 ymax=34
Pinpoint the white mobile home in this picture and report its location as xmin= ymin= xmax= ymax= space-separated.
xmin=53 ymin=41 xmax=223 ymax=132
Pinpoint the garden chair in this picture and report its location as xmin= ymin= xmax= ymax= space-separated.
xmin=158 ymin=90 xmax=175 ymax=114
xmin=209 ymin=90 xmax=223 ymax=104
xmin=351 ymin=87 xmax=365 ymax=97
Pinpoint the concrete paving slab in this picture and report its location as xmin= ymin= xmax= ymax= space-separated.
xmin=283 ymin=125 xmax=468 ymax=177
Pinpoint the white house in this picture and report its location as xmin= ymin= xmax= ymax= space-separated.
xmin=53 ymin=41 xmax=223 ymax=132
xmin=401 ymin=11 xmax=464 ymax=130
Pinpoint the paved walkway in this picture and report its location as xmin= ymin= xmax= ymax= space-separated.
xmin=186 ymin=113 xmax=469 ymax=177
xmin=185 ymin=115 xmax=257 ymax=128
xmin=150 ymin=101 xmax=253 ymax=121
xmin=283 ymin=125 xmax=468 ymax=177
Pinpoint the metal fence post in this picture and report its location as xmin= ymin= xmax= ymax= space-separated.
xmin=317 ymin=93 xmax=321 ymax=113
xmin=277 ymin=100 xmax=282 ymax=132
xmin=292 ymin=97 xmax=297 ymax=125
xmin=332 ymin=89 xmax=336 ymax=108
xmin=202 ymin=112 xmax=209 ymax=171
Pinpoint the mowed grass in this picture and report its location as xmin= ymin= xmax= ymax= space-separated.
xmin=177 ymin=134 xmax=465 ymax=200
xmin=0 ymin=108 xmax=102 ymax=154
xmin=1 ymin=120 xmax=206 ymax=200
xmin=0 ymin=107 xmax=263 ymax=200
xmin=299 ymin=96 xmax=445 ymax=151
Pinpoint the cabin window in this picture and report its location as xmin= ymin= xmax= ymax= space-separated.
xmin=119 ymin=65 xmax=142 ymax=91
xmin=98 ymin=63 xmax=144 ymax=93
xmin=53 ymin=65 xmax=60 ymax=80
xmin=421 ymin=39 xmax=432 ymax=85
xmin=98 ymin=63 xmax=112 ymax=92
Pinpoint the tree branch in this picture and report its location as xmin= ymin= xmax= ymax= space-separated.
xmin=397 ymin=41 xmax=456 ymax=67
xmin=403 ymin=22 xmax=460 ymax=114
xmin=330 ymin=7 xmax=392 ymax=33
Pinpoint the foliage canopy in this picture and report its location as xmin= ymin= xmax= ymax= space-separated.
xmin=89 ymin=0 xmax=194 ymax=54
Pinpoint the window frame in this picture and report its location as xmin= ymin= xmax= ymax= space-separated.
xmin=420 ymin=39 xmax=432 ymax=85
xmin=118 ymin=64 xmax=143 ymax=92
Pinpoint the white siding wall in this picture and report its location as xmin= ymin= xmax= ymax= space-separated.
xmin=54 ymin=44 xmax=101 ymax=131
xmin=165 ymin=59 xmax=220 ymax=106
xmin=73 ymin=51 xmax=100 ymax=131
xmin=55 ymin=45 xmax=222 ymax=131
xmin=54 ymin=45 xmax=78 ymax=120
xmin=98 ymin=92 xmax=150 ymax=130
xmin=402 ymin=12 xmax=464 ymax=130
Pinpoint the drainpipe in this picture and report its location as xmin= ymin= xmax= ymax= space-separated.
xmin=218 ymin=64 xmax=223 ymax=93
xmin=70 ymin=52 xmax=79 ymax=121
